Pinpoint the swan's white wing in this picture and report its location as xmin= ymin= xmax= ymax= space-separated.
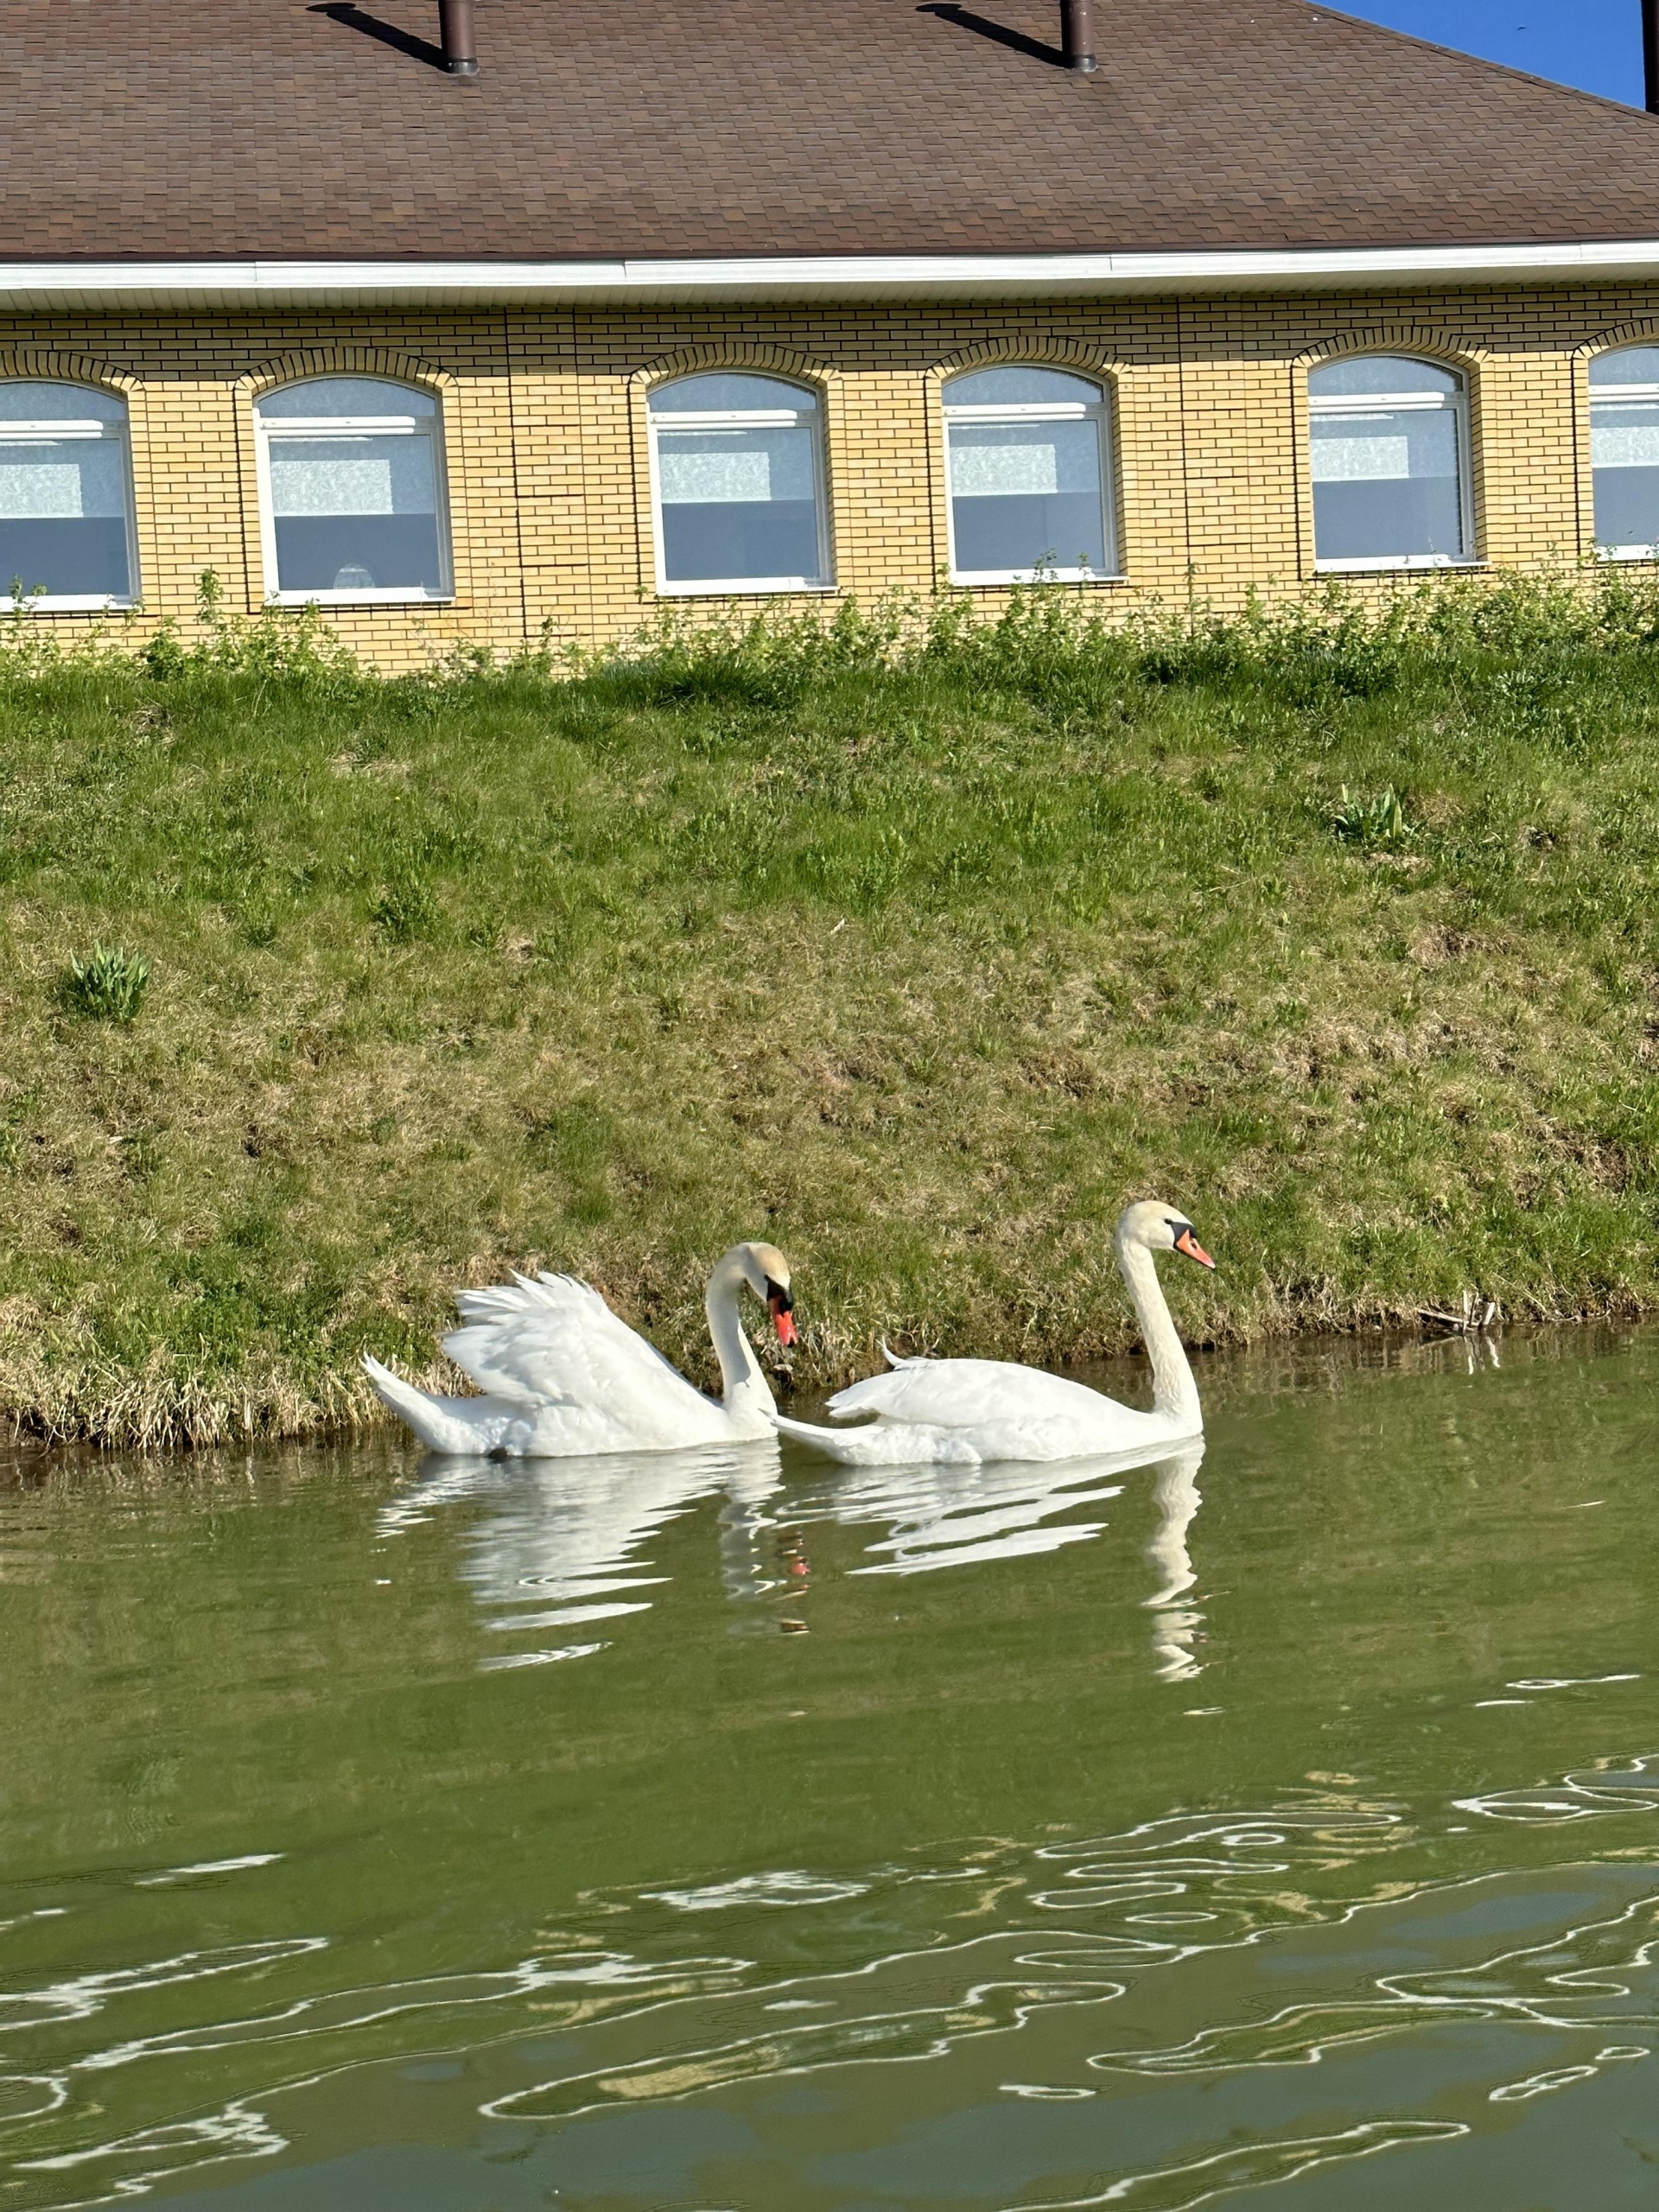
xmin=826 ymin=1357 xmax=1122 ymax=1431
xmin=442 ymin=1274 xmax=727 ymax=1446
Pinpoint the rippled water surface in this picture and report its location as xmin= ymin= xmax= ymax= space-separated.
xmin=2 ymin=1329 xmax=1657 ymax=2209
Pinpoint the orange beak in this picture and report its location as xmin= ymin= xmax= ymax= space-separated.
xmin=1174 ymin=1229 xmax=1215 ymax=1269
xmin=769 ymin=1295 xmax=797 ymax=1345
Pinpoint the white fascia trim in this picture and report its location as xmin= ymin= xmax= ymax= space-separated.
xmin=10 ymin=238 xmax=1659 ymax=308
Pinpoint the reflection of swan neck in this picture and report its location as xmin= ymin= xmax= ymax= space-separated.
xmin=707 ymin=1249 xmax=772 ymax=1422
xmin=1117 ymin=1233 xmax=1201 ymax=1433
xmin=1146 ymin=1452 xmax=1202 ymax=1606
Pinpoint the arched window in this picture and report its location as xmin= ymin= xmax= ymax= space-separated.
xmin=647 ymin=374 xmax=830 ymax=592
xmin=942 ymin=366 xmax=1115 ymax=583
xmin=1588 ymin=345 xmax=1659 ymax=558
xmin=0 ymin=382 xmax=137 ymax=609
xmin=1307 ymin=355 xmax=1471 ymax=569
xmin=254 ymin=378 xmax=450 ymax=601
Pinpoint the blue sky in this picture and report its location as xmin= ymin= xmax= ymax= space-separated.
xmin=1332 ymin=0 xmax=1643 ymax=103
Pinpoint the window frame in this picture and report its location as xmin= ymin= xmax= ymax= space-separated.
xmin=941 ymin=371 xmax=1119 ymax=587
xmin=1307 ymin=358 xmax=1476 ymax=575
xmin=646 ymin=376 xmax=833 ymax=598
xmin=252 ymin=377 xmax=454 ymax=607
xmin=0 ymin=382 xmax=140 ymax=613
xmin=1586 ymin=350 xmax=1659 ymax=563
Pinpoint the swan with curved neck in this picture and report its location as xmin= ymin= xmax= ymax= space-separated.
xmin=365 ymin=1241 xmax=796 ymax=1459
xmin=772 ymin=1200 xmax=1212 ymax=1466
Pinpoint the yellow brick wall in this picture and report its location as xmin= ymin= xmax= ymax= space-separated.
xmin=3 ymin=285 xmax=1657 ymax=667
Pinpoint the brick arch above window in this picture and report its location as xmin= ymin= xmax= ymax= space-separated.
xmin=232 ymin=349 xmax=458 ymax=406
xmin=1573 ymin=318 xmax=1659 ymax=366
xmin=925 ymin=339 xmax=1122 ymax=393
xmin=0 ymin=351 xmax=140 ymax=401
xmin=632 ymin=346 xmax=839 ymax=405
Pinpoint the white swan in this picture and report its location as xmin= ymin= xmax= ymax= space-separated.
xmin=364 ymin=1242 xmax=797 ymax=1459
xmin=772 ymin=1200 xmax=1212 ymax=1466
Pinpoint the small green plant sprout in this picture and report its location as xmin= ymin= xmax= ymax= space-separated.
xmin=371 ymin=870 xmax=438 ymax=944
xmin=1332 ymin=784 xmax=1413 ymax=849
xmin=60 ymin=944 xmax=151 ymax=1023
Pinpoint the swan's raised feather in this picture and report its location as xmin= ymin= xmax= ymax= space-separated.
xmin=366 ymin=1242 xmax=795 ymax=1459
xmin=444 ymin=1274 xmax=728 ymax=1444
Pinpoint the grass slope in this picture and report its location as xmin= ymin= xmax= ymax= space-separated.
xmin=3 ymin=576 xmax=1659 ymax=1443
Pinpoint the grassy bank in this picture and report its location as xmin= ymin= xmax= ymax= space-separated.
xmin=5 ymin=572 xmax=1659 ymax=1444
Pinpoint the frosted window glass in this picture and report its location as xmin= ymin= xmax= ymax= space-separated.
xmin=0 ymin=442 xmax=125 ymax=519
xmin=1310 ymin=433 xmax=1412 ymax=483
xmin=1308 ymin=355 xmax=1459 ymax=397
xmin=650 ymin=375 xmax=815 ymax=413
xmin=1592 ymin=400 xmax=1659 ymax=549
xmin=1589 ymin=347 xmax=1659 ymax=388
xmin=658 ymin=428 xmax=814 ymax=505
xmin=950 ymin=421 xmax=1101 ymax=498
xmin=945 ymin=367 xmax=1100 ymax=407
xmin=0 ymin=381 xmax=125 ymax=424
xmin=947 ymin=417 xmax=1107 ymax=575
xmin=1311 ymin=405 xmax=1462 ymax=562
xmin=1591 ymin=409 xmax=1659 ymax=468
xmin=268 ymin=440 xmax=434 ymax=518
xmin=258 ymin=378 xmax=435 ymax=420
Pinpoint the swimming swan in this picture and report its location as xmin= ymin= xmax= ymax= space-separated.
xmin=772 ymin=1201 xmax=1212 ymax=1466
xmin=364 ymin=1242 xmax=796 ymax=1459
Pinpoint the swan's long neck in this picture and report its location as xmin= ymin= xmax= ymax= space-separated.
xmin=1116 ymin=1235 xmax=1202 ymax=1434
xmin=706 ymin=1250 xmax=773 ymax=1427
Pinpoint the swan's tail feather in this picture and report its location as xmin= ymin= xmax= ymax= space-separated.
xmin=362 ymin=1355 xmax=511 ymax=1456
xmin=769 ymin=1410 xmax=941 ymax=1465
xmin=769 ymin=1412 xmax=874 ymax=1463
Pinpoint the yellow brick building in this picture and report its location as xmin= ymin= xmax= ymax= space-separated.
xmin=9 ymin=0 xmax=1659 ymax=664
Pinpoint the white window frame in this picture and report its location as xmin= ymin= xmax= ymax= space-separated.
xmin=942 ymin=375 xmax=1119 ymax=586
xmin=252 ymin=382 xmax=453 ymax=606
xmin=1587 ymin=363 xmax=1659 ymax=561
xmin=646 ymin=383 xmax=833 ymax=597
xmin=0 ymin=389 xmax=140 ymax=612
xmin=1308 ymin=363 xmax=1475 ymax=573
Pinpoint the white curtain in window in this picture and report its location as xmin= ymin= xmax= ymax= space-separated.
xmin=657 ymin=428 xmax=815 ymax=507
xmin=268 ymin=442 xmax=434 ymax=518
xmin=948 ymin=421 xmax=1100 ymax=499
xmin=1308 ymin=433 xmax=1412 ymax=483
xmin=1591 ymin=411 xmax=1659 ymax=470
xmin=0 ymin=444 xmax=126 ymax=520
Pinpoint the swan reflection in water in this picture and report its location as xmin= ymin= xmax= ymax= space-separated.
xmin=376 ymin=1441 xmax=786 ymax=1668
xmin=379 ymin=1436 xmax=1206 ymax=1681
xmin=792 ymin=1437 xmax=1207 ymax=1683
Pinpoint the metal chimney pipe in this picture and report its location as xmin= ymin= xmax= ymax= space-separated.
xmin=1060 ymin=0 xmax=1097 ymax=73
xmin=438 ymin=0 xmax=479 ymax=75
xmin=1646 ymin=0 xmax=1659 ymax=111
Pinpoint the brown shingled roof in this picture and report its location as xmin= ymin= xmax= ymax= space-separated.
xmin=4 ymin=0 xmax=1658 ymax=262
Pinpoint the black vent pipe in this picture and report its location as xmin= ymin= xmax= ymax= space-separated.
xmin=1060 ymin=0 xmax=1096 ymax=73
xmin=439 ymin=0 xmax=479 ymax=75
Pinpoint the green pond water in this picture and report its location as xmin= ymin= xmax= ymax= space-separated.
xmin=1 ymin=1328 xmax=1656 ymax=2209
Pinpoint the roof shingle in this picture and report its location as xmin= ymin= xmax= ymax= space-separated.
xmin=5 ymin=0 xmax=1658 ymax=262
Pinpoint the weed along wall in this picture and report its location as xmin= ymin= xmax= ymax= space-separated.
xmin=4 ymin=283 xmax=1658 ymax=664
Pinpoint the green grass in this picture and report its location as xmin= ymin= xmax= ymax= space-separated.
xmin=5 ymin=568 xmax=1659 ymax=1443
